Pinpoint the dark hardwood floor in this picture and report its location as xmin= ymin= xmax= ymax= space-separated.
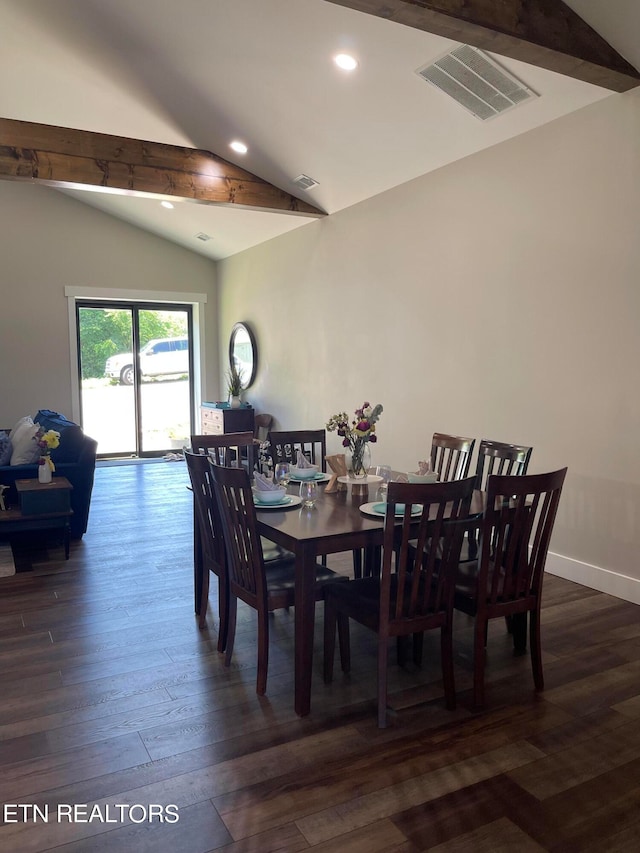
xmin=1 ymin=461 xmax=640 ymax=851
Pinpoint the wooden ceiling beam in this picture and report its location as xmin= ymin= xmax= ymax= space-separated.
xmin=325 ymin=0 xmax=640 ymax=92
xmin=0 ymin=118 xmax=325 ymax=217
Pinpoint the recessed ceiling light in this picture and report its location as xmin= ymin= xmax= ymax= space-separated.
xmin=334 ymin=53 xmax=358 ymax=71
xmin=161 ymin=201 xmax=174 ymax=209
xmin=230 ymin=140 xmax=248 ymax=154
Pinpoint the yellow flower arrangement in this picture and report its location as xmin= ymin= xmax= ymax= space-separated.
xmin=36 ymin=428 xmax=61 ymax=472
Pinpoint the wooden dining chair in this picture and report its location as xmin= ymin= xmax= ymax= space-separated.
xmin=188 ymin=433 xmax=284 ymax=636
xmin=431 ymin=432 xmax=476 ymax=482
xmin=185 ymin=450 xmax=228 ymax=649
xmin=190 ymin=431 xmax=257 ymax=472
xmin=210 ymin=463 xmax=347 ymax=695
xmin=463 ymin=438 xmax=533 ymax=563
xmin=405 ymin=433 xmax=475 ymax=578
xmin=268 ymin=429 xmax=327 ymax=471
xmin=454 ymin=467 xmax=567 ymax=709
xmin=474 ymin=439 xmax=533 ymax=491
xmin=324 ymin=476 xmax=476 ymax=728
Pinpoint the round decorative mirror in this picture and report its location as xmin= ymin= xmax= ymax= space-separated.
xmin=229 ymin=322 xmax=257 ymax=389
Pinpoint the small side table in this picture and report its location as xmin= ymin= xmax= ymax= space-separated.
xmin=16 ymin=477 xmax=73 ymax=515
xmin=3 ymin=477 xmax=75 ymax=560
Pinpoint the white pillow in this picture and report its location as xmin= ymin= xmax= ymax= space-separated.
xmin=9 ymin=415 xmax=33 ymax=440
xmin=10 ymin=420 xmax=41 ymax=465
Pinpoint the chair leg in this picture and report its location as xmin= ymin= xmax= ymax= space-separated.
xmin=473 ymin=617 xmax=487 ymax=709
xmin=256 ymin=608 xmax=269 ymax=696
xmin=337 ymin=613 xmax=351 ymax=673
xmin=441 ymin=622 xmax=456 ymax=711
xmin=468 ymin=534 xmax=478 ymax=562
xmin=396 ymin=635 xmax=409 ymax=667
xmin=323 ymin=596 xmax=337 ymax=683
xmin=216 ymin=570 xmax=229 ymax=654
xmin=352 ymin=549 xmax=362 ymax=579
xmin=512 ymin=612 xmax=527 ymax=656
xmin=224 ymin=595 xmax=238 ymax=668
xmin=197 ymin=567 xmax=210 ymax=629
xmin=377 ymin=636 xmax=389 ymax=728
xmin=364 ymin=545 xmax=382 ymax=579
xmin=413 ymin=632 xmax=424 ymax=667
xmin=530 ymin=609 xmax=544 ymax=691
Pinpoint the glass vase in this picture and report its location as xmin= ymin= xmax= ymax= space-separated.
xmin=349 ymin=441 xmax=371 ymax=479
xmin=38 ymin=456 xmax=52 ymax=484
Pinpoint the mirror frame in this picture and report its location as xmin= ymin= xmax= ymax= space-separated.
xmin=228 ymin=321 xmax=258 ymax=389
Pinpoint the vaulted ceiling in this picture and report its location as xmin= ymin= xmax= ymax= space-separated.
xmin=1 ymin=0 xmax=638 ymax=260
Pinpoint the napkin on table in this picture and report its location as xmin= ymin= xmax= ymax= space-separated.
xmin=324 ymin=453 xmax=347 ymax=493
xmin=295 ymin=450 xmax=314 ymax=469
xmin=407 ymin=459 xmax=438 ymax=483
xmin=253 ymin=472 xmax=282 ymax=491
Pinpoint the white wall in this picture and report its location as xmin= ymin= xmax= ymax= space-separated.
xmin=0 ymin=182 xmax=218 ymax=424
xmin=217 ymin=89 xmax=640 ymax=596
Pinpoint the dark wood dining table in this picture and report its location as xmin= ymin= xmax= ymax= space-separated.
xmin=255 ymin=479 xmax=484 ymax=717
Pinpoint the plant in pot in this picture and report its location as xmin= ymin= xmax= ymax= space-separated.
xmin=167 ymin=424 xmax=189 ymax=449
xmin=226 ymin=364 xmax=245 ymax=408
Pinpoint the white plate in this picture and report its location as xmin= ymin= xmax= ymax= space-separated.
xmin=254 ymin=494 xmax=302 ymax=510
xmin=337 ymin=474 xmax=383 ymax=486
xmin=359 ymin=501 xmax=423 ymax=518
xmin=289 ymin=472 xmax=331 ymax=483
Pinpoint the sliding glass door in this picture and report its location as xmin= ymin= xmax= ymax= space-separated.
xmin=76 ymin=302 xmax=194 ymax=457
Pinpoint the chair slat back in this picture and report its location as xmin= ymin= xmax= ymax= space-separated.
xmin=431 ymin=432 xmax=476 ymax=482
xmin=474 ymin=439 xmax=532 ymax=492
xmin=191 ymin=431 xmax=257 ymax=471
xmin=479 ymin=468 xmax=567 ymax=608
xmin=210 ymin=464 xmax=266 ymax=607
xmin=268 ymin=429 xmax=327 ymax=471
xmin=185 ymin=450 xmax=225 ymax=573
xmin=383 ymin=477 xmax=476 ymax=626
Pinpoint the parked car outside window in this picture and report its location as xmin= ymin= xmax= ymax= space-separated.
xmin=104 ymin=337 xmax=189 ymax=385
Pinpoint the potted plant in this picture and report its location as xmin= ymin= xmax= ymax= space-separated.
xmin=226 ymin=364 xmax=245 ymax=408
xmin=167 ymin=424 xmax=189 ymax=449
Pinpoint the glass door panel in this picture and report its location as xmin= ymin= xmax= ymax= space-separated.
xmin=78 ymin=306 xmax=137 ymax=456
xmin=76 ymin=302 xmax=193 ymax=457
xmin=137 ymin=308 xmax=192 ymax=453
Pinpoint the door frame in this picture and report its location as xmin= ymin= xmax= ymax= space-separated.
xmin=65 ymin=286 xmax=208 ymax=451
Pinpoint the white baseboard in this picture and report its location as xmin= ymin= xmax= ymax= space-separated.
xmin=545 ymin=552 xmax=640 ymax=606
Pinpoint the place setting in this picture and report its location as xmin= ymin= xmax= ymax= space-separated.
xmin=254 ymin=456 xmax=326 ymax=512
xmin=285 ymin=453 xmax=331 ymax=483
xmin=252 ymin=471 xmax=302 ymax=510
xmin=358 ymin=463 xmax=429 ymax=517
xmin=359 ymin=501 xmax=423 ymax=518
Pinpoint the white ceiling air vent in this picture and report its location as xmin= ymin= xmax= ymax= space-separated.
xmin=416 ymin=45 xmax=537 ymax=121
xmin=194 ymin=233 xmax=211 ymax=242
xmin=293 ymin=174 xmax=319 ymax=190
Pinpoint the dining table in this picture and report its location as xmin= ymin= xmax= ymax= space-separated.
xmin=255 ymin=476 xmax=485 ymax=717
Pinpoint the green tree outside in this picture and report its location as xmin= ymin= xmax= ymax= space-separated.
xmin=78 ymin=308 xmax=188 ymax=380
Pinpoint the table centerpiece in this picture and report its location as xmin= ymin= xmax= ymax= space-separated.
xmin=326 ymin=401 xmax=383 ymax=479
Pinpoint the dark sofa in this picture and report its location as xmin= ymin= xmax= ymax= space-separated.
xmin=0 ymin=410 xmax=97 ymax=539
